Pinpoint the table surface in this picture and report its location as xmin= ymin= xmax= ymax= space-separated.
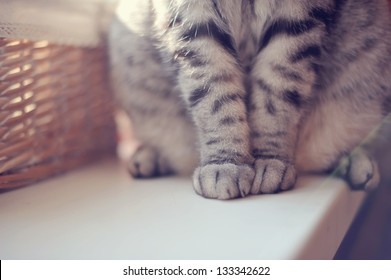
xmin=0 ymin=159 xmax=365 ymax=260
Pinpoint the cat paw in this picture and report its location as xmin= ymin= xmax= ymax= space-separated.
xmin=193 ymin=163 xmax=255 ymax=200
xmin=127 ymin=145 xmax=170 ymax=178
xmin=338 ymin=150 xmax=380 ymax=191
xmin=251 ymin=159 xmax=296 ymax=194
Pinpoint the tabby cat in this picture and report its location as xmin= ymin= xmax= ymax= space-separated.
xmin=108 ymin=0 xmax=391 ymax=199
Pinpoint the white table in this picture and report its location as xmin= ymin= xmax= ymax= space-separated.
xmin=0 ymin=159 xmax=365 ymax=259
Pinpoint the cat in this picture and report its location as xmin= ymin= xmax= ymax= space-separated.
xmin=108 ymin=0 xmax=391 ymax=199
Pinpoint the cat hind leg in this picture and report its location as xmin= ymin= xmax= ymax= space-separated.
xmin=127 ymin=145 xmax=172 ymax=178
xmin=336 ymin=148 xmax=380 ymax=191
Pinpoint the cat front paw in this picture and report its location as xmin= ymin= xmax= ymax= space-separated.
xmin=337 ymin=149 xmax=380 ymax=190
xmin=251 ymin=159 xmax=296 ymax=194
xmin=127 ymin=145 xmax=170 ymax=178
xmin=193 ymin=163 xmax=255 ymax=200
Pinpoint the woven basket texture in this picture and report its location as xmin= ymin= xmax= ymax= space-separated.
xmin=0 ymin=38 xmax=116 ymax=189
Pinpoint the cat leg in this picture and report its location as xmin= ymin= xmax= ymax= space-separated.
xmin=185 ymin=49 xmax=254 ymax=199
xmin=249 ymin=3 xmax=332 ymax=194
xmin=127 ymin=145 xmax=171 ymax=178
xmin=109 ymin=17 xmax=198 ymax=177
xmin=248 ymin=73 xmax=298 ymax=195
xmin=336 ymin=148 xmax=380 ymax=190
xmin=165 ymin=3 xmax=254 ymax=199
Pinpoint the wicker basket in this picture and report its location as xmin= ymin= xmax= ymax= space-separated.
xmin=0 ymin=38 xmax=116 ymax=189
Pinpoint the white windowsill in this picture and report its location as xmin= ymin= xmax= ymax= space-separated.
xmin=0 ymin=159 xmax=365 ymax=260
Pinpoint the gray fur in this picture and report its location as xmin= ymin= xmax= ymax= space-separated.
xmin=109 ymin=0 xmax=391 ymax=199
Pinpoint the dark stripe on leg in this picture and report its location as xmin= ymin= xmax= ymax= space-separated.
xmin=273 ymin=64 xmax=304 ymax=82
xmin=265 ymin=98 xmax=277 ymax=115
xmin=259 ymin=18 xmax=318 ymax=52
xmin=180 ymin=21 xmax=236 ymax=55
xmin=215 ymin=170 xmax=220 ymax=184
xmin=206 ymin=138 xmax=222 ymax=146
xmin=219 ymin=116 xmax=237 ymax=126
xmin=189 ymin=87 xmax=210 ymax=107
xmin=211 ymin=93 xmax=242 ymax=114
xmin=282 ymin=90 xmax=303 ymax=108
xmin=256 ymin=78 xmax=273 ymax=94
xmin=291 ymin=45 xmax=321 ymax=62
xmin=309 ymin=7 xmax=335 ymax=28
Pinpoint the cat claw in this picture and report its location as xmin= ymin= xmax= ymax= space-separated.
xmin=251 ymin=159 xmax=297 ymax=194
xmin=193 ymin=163 xmax=255 ymax=200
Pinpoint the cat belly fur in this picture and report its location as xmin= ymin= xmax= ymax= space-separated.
xmin=295 ymin=100 xmax=383 ymax=173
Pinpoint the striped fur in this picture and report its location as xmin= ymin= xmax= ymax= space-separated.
xmin=109 ymin=0 xmax=391 ymax=199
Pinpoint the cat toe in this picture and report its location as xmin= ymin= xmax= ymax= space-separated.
xmin=193 ymin=163 xmax=255 ymax=200
xmin=343 ymin=150 xmax=380 ymax=191
xmin=127 ymin=145 xmax=170 ymax=178
xmin=251 ymin=159 xmax=296 ymax=194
